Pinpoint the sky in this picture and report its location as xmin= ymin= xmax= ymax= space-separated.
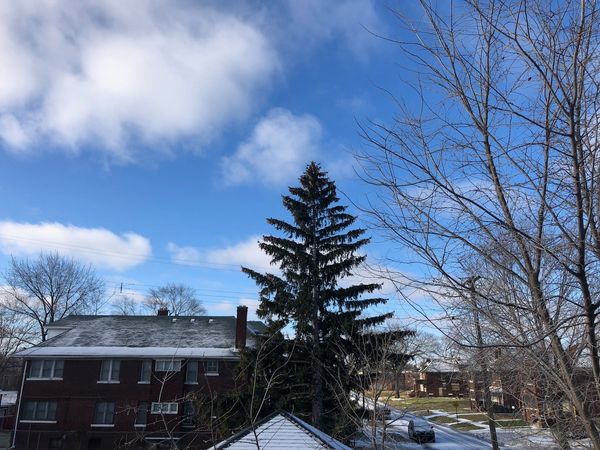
xmin=0 ymin=0 xmax=428 ymax=323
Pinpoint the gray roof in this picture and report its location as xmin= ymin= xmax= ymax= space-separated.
xmin=214 ymin=411 xmax=351 ymax=450
xmin=14 ymin=315 xmax=266 ymax=359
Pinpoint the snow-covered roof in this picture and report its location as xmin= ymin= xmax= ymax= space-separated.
xmin=419 ymin=359 xmax=464 ymax=373
xmin=214 ymin=411 xmax=351 ymax=450
xmin=13 ymin=315 xmax=266 ymax=358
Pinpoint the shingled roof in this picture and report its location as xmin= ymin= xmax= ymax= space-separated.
xmin=214 ymin=411 xmax=352 ymax=450
xmin=14 ymin=315 xmax=266 ymax=359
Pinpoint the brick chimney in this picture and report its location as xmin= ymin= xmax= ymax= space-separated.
xmin=235 ymin=305 xmax=248 ymax=349
xmin=157 ymin=307 xmax=168 ymax=316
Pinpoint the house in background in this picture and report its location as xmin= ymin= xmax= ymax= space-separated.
xmin=214 ymin=411 xmax=351 ymax=449
xmin=11 ymin=306 xmax=264 ymax=450
xmin=405 ymin=360 xmax=469 ymax=398
xmin=0 ymin=390 xmax=17 ymax=448
xmin=469 ymin=374 xmax=521 ymax=413
xmin=520 ymin=369 xmax=600 ymax=426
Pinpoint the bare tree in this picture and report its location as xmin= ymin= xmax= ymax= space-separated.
xmin=359 ymin=0 xmax=600 ymax=447
xmin=2 ymin=253 xmax=105 ymax=341
xmin=143 ymin=283 xmax=206 ymax=316
xmin=0 ymin=308 xmax=35 ymax=379
xmin=111 ymin=295 xmax=141 ymax=316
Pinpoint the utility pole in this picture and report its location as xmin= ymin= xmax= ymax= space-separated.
xmin=467 ymin=276 xmax=499 ymax=450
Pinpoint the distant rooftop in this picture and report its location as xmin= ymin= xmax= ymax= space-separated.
xmin=14 ymin=315 xmax=266 ymax=359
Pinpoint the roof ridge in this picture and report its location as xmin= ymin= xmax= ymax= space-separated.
xmin=214 ymin=410 xmax=350 ymax=449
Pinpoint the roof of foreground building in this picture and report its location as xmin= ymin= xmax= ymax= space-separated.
xmin=214 ymin=411 xmax=352 ymax=450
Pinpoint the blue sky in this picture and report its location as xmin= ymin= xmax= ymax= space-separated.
xmin=0 ymin=1 xmax=427 ymax=322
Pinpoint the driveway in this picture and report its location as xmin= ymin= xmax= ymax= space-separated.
xmin=386 ymin=409 xmax=491 ymax=449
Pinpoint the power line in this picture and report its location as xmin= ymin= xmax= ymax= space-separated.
xmin=104 ymin=281 xmax=258 ymax=296
xmin=0 ymin=233 xmax=273 ymax=272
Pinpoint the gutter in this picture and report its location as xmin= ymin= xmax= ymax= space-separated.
xmin=11 ymin=360 xmax=27 ymax=449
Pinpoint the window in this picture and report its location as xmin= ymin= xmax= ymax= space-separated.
xmin=92 ymin=401 xmax=115 ymax=425
xmin=22 ymin=401 xmax=57 ymax=421
xmin=139 ymin=360 xmax=152 ymax=383
xmin=205 ymin=360 xmax=218 ymax=375
xmin=29 ymin=360 xmax=64 ymax=379
xmin=182 ymin=401 xmax=195 ymax=427
xmin=98 ymin=360 xmax=120 ymax=383
xmin=185 ymin=360 xmax=198 ymax=384
xmin=150 ymin=402 xmax=178 ymax=414
xmin=155 ymin=359 xmax=181 ymax=372
xmin=135 ymin=401 xmax=148 ymax=426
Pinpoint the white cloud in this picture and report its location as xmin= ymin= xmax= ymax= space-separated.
xmin=221 ymin=108 xmax=322 ymax=186
xmin=282 ymin=0 xmax=382 ymax=59
xmin=0 ymin=115 xmax=30 ymax=150
xmin=0 ymin=221 xmax=151 ymax=271
xmin=0 ymin=1 xmax=277 ymax=161
xmin=167 ymin=236 xmax=275 ymax=271
xmin=204 ymin=236 xmax=273 ymax=270
xmin=166 ymin=243 xmax=201 ymax=266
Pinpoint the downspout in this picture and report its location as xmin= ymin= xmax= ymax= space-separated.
xmin=11 ymin=360 xmax=27 ymax=449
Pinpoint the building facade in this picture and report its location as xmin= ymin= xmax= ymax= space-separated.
xmin=11 ymin=306 xmax=263 ymax=450
xmin=404 ymin=361 xmax=469 ymax=398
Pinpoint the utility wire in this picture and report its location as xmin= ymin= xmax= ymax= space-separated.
xmin=0 ymin=233 xmax=273 ymax=271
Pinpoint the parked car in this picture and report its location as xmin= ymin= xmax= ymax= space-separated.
xmin=408 ymin=418 xmax=435 ymax=443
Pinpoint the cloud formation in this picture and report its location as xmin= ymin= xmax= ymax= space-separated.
xmin=166 ymin=242 xmax=201 ymax=266
xmin=0 ymin=1 xmax=277 ymax=161
xmin=221 ymin=108 xmax=322 ymax=186
xmin=204 ymin=236 xmax=273 ymax=270
xmin=0 ymin=221 xmax=151 ymax=271
xmin=168 ymin=236 xmax=274 ymax=271
xmin=283 ymin=0 xmax=382 ymax=58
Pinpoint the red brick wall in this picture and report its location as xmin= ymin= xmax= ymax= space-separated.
xmin=15 ymin=357 xmax=239 ymax=450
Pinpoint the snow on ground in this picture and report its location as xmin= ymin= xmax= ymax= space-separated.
xmin=358 ymin=395 xmax=593 ymax=449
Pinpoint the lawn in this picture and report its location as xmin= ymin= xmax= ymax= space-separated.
xmin=495 ymin=419 xmax=529 ymax=427
xmin=449 ymin=422 xmax=483 ymax=432
xmin=457 ymin=413 xmax=490 ymax=422
xmin=390 ymin=396 xmax=471 ymax=414
xmin=430 ymin=415 xmax=459 ymax=424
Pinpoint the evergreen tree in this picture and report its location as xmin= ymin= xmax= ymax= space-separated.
xmin=243 ymin=161 xmax=391 ymax=433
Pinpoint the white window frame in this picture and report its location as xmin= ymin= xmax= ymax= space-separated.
xmin=154 ymin=359 xmax=181 ymax=372
xmin=98 ymin=360 xmax=120 ymax=383
xmin=205 ymin=360 xmax=219 ymax=376
xmin=28 ymin=360 xmax=64 ymax=380
xmin=92 ymin=401 xmax=115 ymax=427
xmin=21 ymin=400 xmax=57 ymax=423
xmin=151 ymin=402 xmax=178 ymax=415
xmin=135 ymin=401 xmax=148 ymax=427
xmin=185 ymin=360 xmax=198 ymax=384
xmin=139 ymin=360 xmax=152 ymax=384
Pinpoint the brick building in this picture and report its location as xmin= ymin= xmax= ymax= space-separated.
xmin=468 ymin=374 xmax=521 ymax=413
xmin=10 ymin=306 xmax=264 ymax=450
xmin=405 ymin=361 xmax=469 ymax=398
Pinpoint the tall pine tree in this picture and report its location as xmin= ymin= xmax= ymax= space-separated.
xmin=243 ymin=161 xmax=391 ymax=433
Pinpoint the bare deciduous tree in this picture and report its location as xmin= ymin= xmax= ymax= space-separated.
xmin=359 ymin=0 xmax=600 ymax=447
xmin=143 ymin=283 xmax=206 ymax=316
xmin=111 ymin=295 xmax=141 ymax=316
xmin=2 ymin=252 xmax=105 ymax=341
